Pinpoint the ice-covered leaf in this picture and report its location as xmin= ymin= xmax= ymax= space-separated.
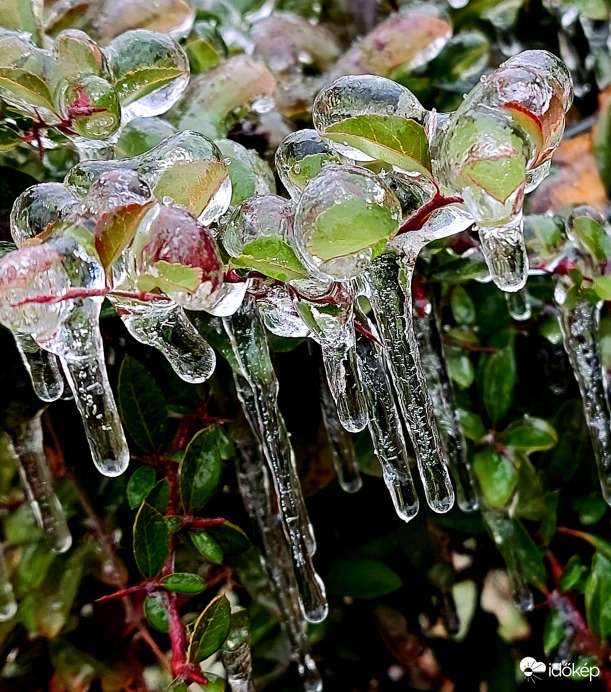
xmin=309 ymin=198 xmax=399 ymax=261
xmin=462 ymin=155 xmax=525 ymax=204
xmin=153 ymin=160 xmax=228 ymax=219
xmin=160 ymin=572 xmax=207 ymax=594
xmin=143 ymin=592 xmax=170 ymax=632
xmin=138 ymin=260 xmax=203 ymax=295
xmin=118 ymin=357 xmax=167 ymax=452
xmin=0 ymin=0 xmax=43 ymax=45
xmin=322 ymin=115 xmax=432 ymax=177
xmin=188 ymin=594 xmax=232 ymax=662
xmin=571 ymin=214 xmax=611 ymax=263
xmin=473 ymin=447 xmax=517 ymax=508
xmin=0 ymin=68 xmax=54 ymax=112
xmin=114 ymin=67 xmax=188 ymax=107
xmin=324 ymin=558 xmax=402 ymax=598
xmin=179 ymin=427 xmax=223 ymax=513
xmin=0 ymin=122 xmax=22 ymax=152
xmin=499 ymin=418 xmax=558 ymax=452
xmin=133 ymin=502 xmax=170 ymax=578
xmin=231 ymin=236 xmax=309 ymax=282
xmin=126 ymin=466 xmax=156 ymax=509
xmin=94 ymin=201 xmax=153 ymax=272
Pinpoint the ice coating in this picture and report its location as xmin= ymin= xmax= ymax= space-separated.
xmin=220 ymin=607 xmax=256 ymax=692
xmin=7 ymin=414 xmax=72 ymax=554
xmin=105 ymin=30 xmax=189 ymax=120
xmin=234 ymin=433 xmax=322 ymax=691
xmin=258 ymin=285 xmax=310 ymax=338
xmin=275 ymin=129 xmax=343 ymax=201
xmin=0 ymin=228 xmax=129 ymax=477
xmin=66 ymin=131 xmax=232 ymax=225
xmin=434 ymin=50 xmax=573 ymax=292
xmin=364 ymin=251 xmax=455 ymax=513
xmin=313 ymin=75 xmax=426 ymax=161
xmin=0 ymin=542 xmax=17 ymax=622
xmin=413 ymin=291 xmax=478 ymax=512
xmin=224 ymin=295 xmax=326 ymax=622
xmin=354 ymin=309 xmax=419 ymax=521
xmin=216 ymin=138 xmax=276 ymax=208
xmin=293 ymin=164 xmax=402 ymax=281
xmin=317 ymin=356 xmax=362 ymax=493
xmin=14 ymin=334 xmax=65 ymax=402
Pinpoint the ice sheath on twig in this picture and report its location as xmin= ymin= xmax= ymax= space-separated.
xmin=353 ymin=306 xmax=419 ymax=522
xmin=412 ymin=288 xmax=478 ymax=512
xmin=363 ymin=251 xmax=455 ymax=513
xmin=0 ymin=542 xmax=17 ymax=622
xmin=6 ymin=413 xmax=71 ymax=554
xmin=224 ymin=294 xmax=327 ymax=623
xmin=234 ymin=430 xmax=323 ymax=692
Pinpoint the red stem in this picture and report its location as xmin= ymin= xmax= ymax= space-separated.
xmin=397 ymin=194 xmax=464 ymax=235
xmin=13 ymin=287 xmax=171 ymax=307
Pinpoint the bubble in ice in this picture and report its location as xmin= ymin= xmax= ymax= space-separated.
xmin=294 ymin=164 xmax=402 ymax=281
xmin=312 ymin=74 xmax=426 ymax=160
xmin=133 ymin=203 xmax=223 ymax=310
xmin=275 ymin=129 xmax=343 ymax=201
xmin=105 ymin=30 xmax=189 ymax=120
xmin=11 ymin=184 xmax=79 ymax=247
xmin=221 ymin=195 xmax=294 ymax=257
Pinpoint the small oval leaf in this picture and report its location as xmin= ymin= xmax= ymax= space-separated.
xmin=188 ymin=594 xmax=232 ymax=662
xmin=160 ymin=572 xmax=206 ymax=595
xmin=133 ymin=502 xmax=170 ymax=579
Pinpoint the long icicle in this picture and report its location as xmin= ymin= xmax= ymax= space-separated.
xmin=234 ymin=430 xmax=323 ymax=692
xmin=353 ymin=308 xmax=419 ymax=522
xmin=316 ymin=349 xmax=362 ymax=494
xmin=412 ymin=286 xmax=478 ymax=512
xmin=364 ymin=251 xmax=455 ymax=513
xmin=221 ymin=607 xmax=256 ymax=692
xmin=224 ymin=294 xmax=327 ymax=623
xmin=556 ymin=292 xmax=611 ymax=504
xmin=14 ymin=334 xmax=64 ymax=402
xmin=7 ymin=414 xmax=72 ymax=554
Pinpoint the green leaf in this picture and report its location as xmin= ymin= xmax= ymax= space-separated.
xmin=473 ymin=447 xmax=517 ymax=508
xmin=458 ymin=408 xmax=486 ymax=442
xmin=499 ymin=418 xmax=558 ymax=452
xmin=114 ymin=67 xmax=188 ymax=107
xmin=451 ymin=286 xmax=476 ymax=325
xmin=224 ymin=607 xmax=249 ymax=651
xmin=462 ymin=155 xmax=525 ymax=204
xmin=543 ymin=607 xmax=564 ymax=657
xmin=322 ymin=114 xmax=432 ymax=177
xmin=147 ymin=478 xmax=171 ymax=513
xmin=126 ymin=467 xmax=156 ymax=509
xmin=143 ymin=592 xmax=169 ymax=633
xmin=179 ymin=427 xmax=223 ymax=514
xmin=0 ymin=122 xmax=22 ymax=151
xmin=513 ymin=519 xmax=547 ymax=591
xmin=152 ymin=159 xmax=228 ymax=219
xmin=191 ymin=530 xmax=224 ymax=564
xmin=585 ymin=551 xmax=611 ymax=639
xmin=188 ymin=594 xmax=232 ymax=662
xmin=118 ymin=357 xmax=167 ymax=452
xmin=482 ymin=337 xmax=516 ymax=422
xmin=570 ymin=493 xmax=608 ymax=525
xmin=133 ymin=502 xmax=170 ymax=579
xmin=204 ymin=522 xmax=250 ymax=559
xmin=308 ymin=198 xmax=399 ymax=261
xmin=594 ymin=94 xmax=611 ymax=197
xmin=446 ymin=345 xmax=474 ymax=389
xmin=137 ymin=259 xmax=203 ymax=295
xmin=168 ymin=679 xmax=189 ymax=692
xmin=324 ymin=558 xmax=402 ymax=598
xmin=160 ymin=572 xmax=207 ymax=594
xmin=94 ymin=201 xmax=153 ymax=272
xmin=572 ymin=214 xmax=611 ymax=263
xmin=0 ymin=0 xmax=43 ymax=45
xmin=0 ymin=68 xmax=54 ymax=112
xmin=199 ymin=673 xmax=226 ymax=692
xmin=559 ymin=555 xmax=587 ymax=592
xmin=186 ymin=37 xmax=223 ymax=74
xmin=231 ymin=236 xmax=309 ymax=282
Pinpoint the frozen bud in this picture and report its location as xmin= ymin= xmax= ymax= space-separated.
xmin=55 ymin=76 xmax=121 ymax=140
xmin=134 ymin=204 xmax=223 ymax=309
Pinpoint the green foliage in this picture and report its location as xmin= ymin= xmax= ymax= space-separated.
xmin=188 ymin=594 xmax=232 ymax=662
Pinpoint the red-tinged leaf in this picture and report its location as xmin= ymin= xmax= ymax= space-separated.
xmin=94 ymin=201 xmax=153 ymax=272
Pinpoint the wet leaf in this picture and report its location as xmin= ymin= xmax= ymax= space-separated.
xmin=160 ymin=572 xmax=206 ymax=594
xmin=499 ymin=418 xmax=558 ymax=452
xmin=126 ymin=466 xmax=156 ymax=509
xmin=143 ymin=591 xmax=170 ymax=633
xmin=179 ymin=427 xmax=223 ymax=513
xmin=114 ymin=67 xmax=188 ymax=107
xmin=231 ymin=236 xmax=309 ymax=282
xmin=94 ymin=201 xmax=153 ymax=272
xmin=191 ymin=530 xmax=224 ymax=564
xmin=188 ymin=594 xmax=232 ymax=662
xmin=473 ymin=447 xmax=517 ymax=508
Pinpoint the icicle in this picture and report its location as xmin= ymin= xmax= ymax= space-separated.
xmin=0 ymin=543 xmax=17 ymax=622
xmin=119 ymin=304 xmax=216 ymax=384
xmin=505 ymin=288 xmax=532 ymax=322
xmin=364 ymin=251 xmax=455 ymax=513
xmin=221 ymin=606 xmax=257 ymax=692
xmin=354 ymin=310 xmax=419 ymax=522
xmin=294 ymin=289 xmax=368 ymax=434
xmin=45 ymin=298 xmax=130 ymax=478
xmin=556 ymin=292 xmax=611 ymax=504
xmin=412 ymin=291 xmax=478 ymax=512
xmin=316 ymin=353 xmax=362 ymax=493
xmin=477 ymin=223 xmax=529 ymax=294
xmin=481 ymin=505 xmax=534 ymax=612
xmin=14 ymin=334 xmax=64 ymax=402
xmin=224 ymin=294 xmax=327 ymax=623
xmin=7 ymin=414 xmax=72 ymax=554
xmin=234 ymin=431 xmax=322 ymax=691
